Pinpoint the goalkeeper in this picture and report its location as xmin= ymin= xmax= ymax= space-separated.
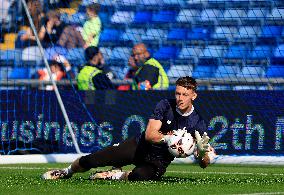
xmin=42 ymin=76 xmax=214 ymax=181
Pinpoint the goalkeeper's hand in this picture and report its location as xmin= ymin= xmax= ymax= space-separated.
xmin=195 ymin=131 xmax=210 ymax=158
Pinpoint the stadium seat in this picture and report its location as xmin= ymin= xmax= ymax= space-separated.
xmin=118 ymin=0 xmax=138 ymax=6
xmin=110 ymin=11 xmax=135 ymax=24
xmin=176 ymin=9 xmax=200 ymax=24
xmin=243 ymin=8 xmax=269 ymax=25
xmin=247 ymin=45 xmax=274 ymax=59
xmin=69 ymin=12 xmax=87 ymax=25
xmin=266 ymin=65 xmax=284 ymax=77
xmin=235 ymin=26 xmax=260 ymax=43
xmin=8 ymin=67 xmax=30 ymax=79
xmin=141 ymin=28 xmax=167 ymax=47
xmin=100 ymin=47 xmax=112 ymax=62
xmin=223 ymin=45 xmax=250 ymax=64
xmin=153 ymin=46 xmax=179 ymax=60
xmin=109 ymin=47 xmax=131 ymax=64
xmin=0 ymin=49 xmax=22 ymax=66
xmin=66 ymin=48 xmax=85 ymax=66
xmin=192 ymin=64 xmax=216 ymax=78
xmin=199 ymin=45 xmax=226 ymax=59
xmin=167 ymin=28 xmax=188 ymax=40
xmin=21 ymin=46 xmax=42 ymax=65
xmin=109 ymin=65 xmax=128 ymax=80
xmin=274 ymin=44 xmax=284 ymax=58
xmin=167 ymin=65 xmax=194 ymax=79
xmin=237 ymin=66 xmax=265 ymax=78
xmin=100 ymin=29 xmax=122 ymax=46
xmin=121 ymin=28 xmax=145 ymax=44
xmin=215 ymin=65 xmax=241 ymax=78
xmin=212 ymin=26 xmax=238 ymax=43
xmin=260 ymin=25 xmax=283 ymax=38
xmin=176 ymin=46 xmax=202 ymax=64
xmin=132 ymin=11 xmax=152 ymax=25
xmin=152 ymin=10 xmax=177 ymax=24
xmin=162 ymin=0 xmax=186 ymax=7
xmin=187 ymin=27 xmax=211 ymax=41
xmin=44 ymin=47 xmax=68 ymax=61
xmin=219 ymin=9 xmax=247 ymax=25
xmin=196 ymin=9 xmax=222 ymax=25
xmin=99 ymin=11 xmax=112 ymax=23
xmin=266 ymin=8 xmax=284 ymax=24
xmin=139 ymin=0 xmax=164 ymax=6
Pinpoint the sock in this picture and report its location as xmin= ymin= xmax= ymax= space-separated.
xmin=63 ymin=165 xmax=73 ymax=176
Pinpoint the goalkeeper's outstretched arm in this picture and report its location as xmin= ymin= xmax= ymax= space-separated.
xmin=145 ymin=119 xmax=165 ymax=143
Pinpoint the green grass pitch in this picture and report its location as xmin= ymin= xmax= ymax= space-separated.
xmin=0 ymin=163 xmax=283 ymax=195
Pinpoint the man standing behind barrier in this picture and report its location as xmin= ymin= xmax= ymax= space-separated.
xmin=132 ymin=43 xmax=169 ymax=90
xmin=77 ymin=46 xmax=114 ymax=90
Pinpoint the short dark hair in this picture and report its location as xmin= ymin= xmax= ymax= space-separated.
xmin=85 ymin=46 xmax=99 ymax=61
xmin=87 ymin=3 xmax=100 ymax=14
xmin=175 ymin=76 xmax=197 ymax=92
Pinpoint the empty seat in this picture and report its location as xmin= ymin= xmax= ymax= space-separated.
xmin=177 ymin=46 xmax=202 ymax=63
xmin=118 ymin=0 xmax=138 ymax=6
xmin=235 ymin=26 xmax=260 ymax=43
xmin=260 ymin=25 xmax=283 ymax=38
xmin=141 ymin=29 xmax=167 ymax=46
xmin=8 ymin=67 xmax=30 ymax=79
xmin=219 ymin=9 xmax=247 ymax=25
xmin=153 ymin=46 xmax=179 ymax=60
xmin=266 ymin=8 xmax=284 ymax=24
xmin=109 ymin=47 xmax=131 ymax=62
xmin=163 ymin=0 xmax=186 ymax=6
xmin=247 ymin=45 xmax=273 ymax=59
xmin=66 ymin=48 xmax=85 ymax=65
xmin=243 ymin=8 xmax=269 ymax=23
xmin=237 ymin=66 xmax=265 ymax=78
xmin=152 ymin=10 xmax=177 ymax=24
xmin=266 ymin=65 xmax=284 ymax=77
xmin=121 ymin=28 xmax=145 ymax=43
xmin=197 ymin=9 xmax=221 ymax=24
xmin=215 ymin=65 xmax=240 ymax=78
xmin=133 ymin=11 xmax=152 ymax=24
xmin=100 ymin=29 xmax=122 ymax=46
xmin=110 ymin=11 xmax=135 ymax=24
xmin=167 ymin=65 xmax=194 ymax=79
xmin=100 ymin=47 xmax=112 ymax=61
xmin=1 ymin=49 xmax=22 ymax=66
xmin=199 ymin=45 xmax=226 ymax=59
xmin=274 ymin=44 xmax=284 ymax=58
xmin=192 ymin=65 xmax=216 ymax=78
xmin=223 ymin=45 xmax=250 ymax=64
xmin=176 ymin=9 xmax=200 ymax=23
xmin=212 ymin=26 xmax=238 ymax=42
xmin=187 ymin=27 xmax=211 ymax=40
xmin=167 ymin=28 xmax=188 ymax=40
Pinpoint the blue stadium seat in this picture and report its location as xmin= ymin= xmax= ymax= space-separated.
xmin=167 ymin=65 xmax=194 ymax=79
xmin=0 ymin=49 xmax=22 ymax=66
xmin=199 ymin=45 xmax=226 ymax=59
xmin=224 ymin=45 xmax=250 ymax=59
xmin=243 ymin=8 xmax=269 ymax=24
xmin=99 ymin=11 xmax=111 ymax=23
xmin=132 ymin=11 xmax=152 ymax=24
xmin=167 ymin=28 xmax=188 ymax=40
xmin=109 ymin=47 xmax=131 ymax=63
xmin=215 ymin=65 xmax=240 ymax=78
xmin=187 ymin=27 xmax=211 ymax=40
xmin=152 ymin=10 xmax=177 ymax=24
xmin=266 ymin=65 xmax=284 ymax=77
xmin=121 ymin=28 xmax=145 ymax=44
xmin=118 ymin=0 xmax=138 ymax=6
xmin=212 ymin=26 xmax=237 ymax=43
xmin=66 ymin=48 xmax=85 ymax=66
xmin=8 ymin=67 xmax=30 ymax=79
xmin=260 ymin=25 xmax=283 ymax=38
xmin=141 ymin=28 xmax=167 ymax=47
xmin=192 ymin=64 xmax=216 ymax=78
xmin=176 ymin=9 xmax=200 ymax=24
xmin=163 ymin=0 xmax=186 ymax=7
xmin=219 ymin=9 xmax=247 ymax=25
xmin=196 ymin=9 xmax=221 ymax=25
xmin=237 ymin=66 xmax=265 ymax=78
xmin=266 ymin=8 xmax=284 ymax=24
xmin=177 ymin=46 xmax=202 ymax=64
xmin=153 ymin=46 xmax=179 ymax=60
xmin=109 ymin=66 xmax=128 ymax=80
xmin=100 ymin=47 xmax=112 ymax=62
xmin=44 ymin=47 xmax=68 ymax=61
xmin=110 ymin=11 xmax=135 ymax=24
xmin=139 ymin=0 xmax=164 ymax=6
xmin=247 ymin=45 xmax=273 ymax=59
xmin=274 ymin=44 xmax=284 ymax=58
xmin=69 ymin=12 xmax=87 ymax=25
xmin=100 ymin=29 xmax=122 ymax=46
xmin=22 ymin=46 xmax=42 ymax=64
xmin=235 ymin=26 xmax=260 ymax=43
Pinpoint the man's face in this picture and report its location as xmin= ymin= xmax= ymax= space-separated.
xmin=175 ymin=85 xmax=197 ymax=113
xmin=132 ymin=46 xmax=147 ymax=65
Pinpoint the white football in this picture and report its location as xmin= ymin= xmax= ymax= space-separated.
xmin=167 ymin=132 xmax=196 ymax=158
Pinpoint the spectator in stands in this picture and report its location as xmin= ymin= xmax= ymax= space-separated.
xmin=77 ymin=46 xmax=114 ymax=90
xmin=58 ymin=25 xmax=85 ymax=49
xmin=131 ymin=43 xmax=169 ymax=90
xmin=18 ymin=0 xmax=45 ymax=48
xmin=82 ymin=2 xmax=101 ymax=48
xmin=117 ymin=55 xmax=138 ymax=91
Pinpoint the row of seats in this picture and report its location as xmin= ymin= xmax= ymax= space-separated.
xmin=0 ymin=63 xmax=283 ymax=80
xmin=65 ymin=7 xmax=284 ymax=27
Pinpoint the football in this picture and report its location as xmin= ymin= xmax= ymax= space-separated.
xmin=167 ymin=132 xmax=196 ymax=158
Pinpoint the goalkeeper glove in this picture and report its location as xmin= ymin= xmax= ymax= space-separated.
xmin=195 ymin=131 xmax=210 ymax=158
xmin=160 ymin=134 xmax=172 ymax=144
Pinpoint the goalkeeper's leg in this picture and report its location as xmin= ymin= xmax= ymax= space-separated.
xmin=42 ymin=138 xmax=138 ymax=180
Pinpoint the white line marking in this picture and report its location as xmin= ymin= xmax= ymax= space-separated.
xmin=231 ymin=192 xmax=284 ymax=195
xmin=0 ymin=166 xmax=283 ymax=176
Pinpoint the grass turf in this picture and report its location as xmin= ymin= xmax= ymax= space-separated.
xmin=0 ymin=163 xmax=283 ymax=195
